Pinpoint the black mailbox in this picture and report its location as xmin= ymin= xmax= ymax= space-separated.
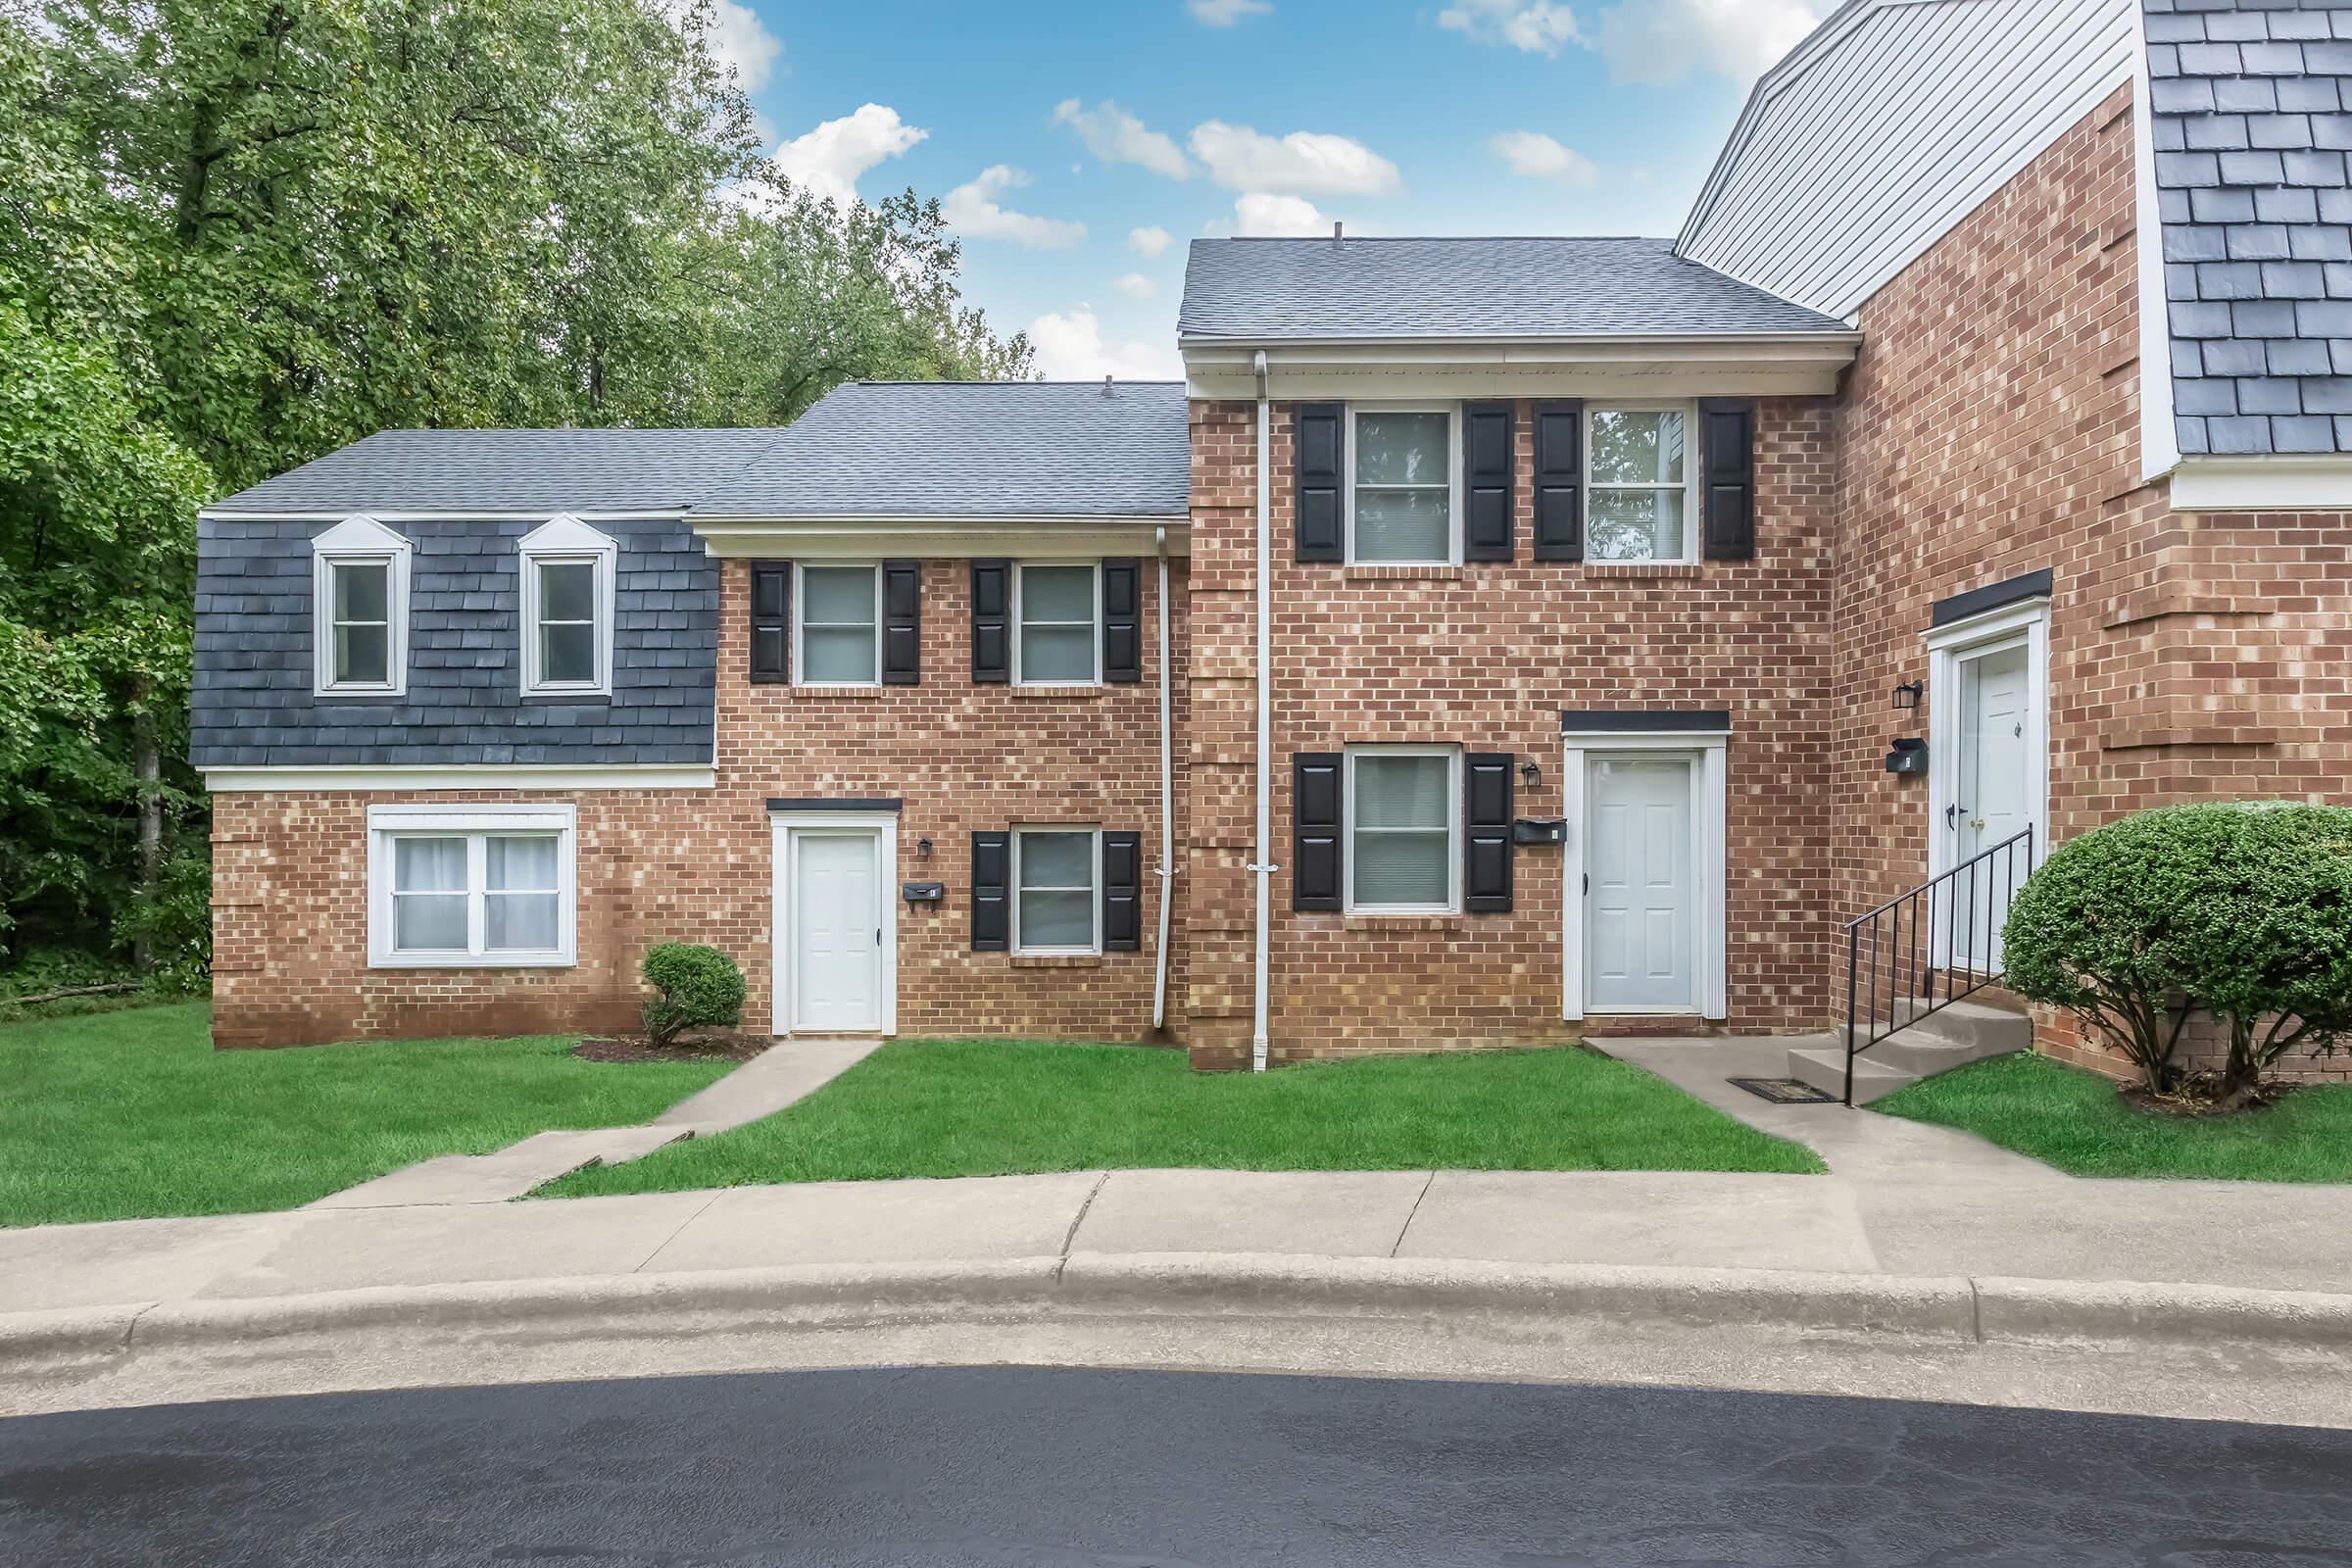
xmin=1885 ymin=738 xmax=1928 ymax=776
xmin=1512 ymin=817 xmax=1567 ymax=846
xmin=903 ymin=881 xmax=946 ymax=904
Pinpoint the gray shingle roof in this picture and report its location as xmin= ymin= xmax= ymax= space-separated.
xmin=1176 ymin=236 xmax=1852 ymax=340
xmin=2147 ymin=0 xmax=2352 ymax=458
xmin=688 ymin=380 xmax=1192 ymax=518
xmin=211 ymin=427 xmax=790 ymax=514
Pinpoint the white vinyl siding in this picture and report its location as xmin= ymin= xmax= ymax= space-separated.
xmin=1677 ymin=0 xmax=2133 ymax=318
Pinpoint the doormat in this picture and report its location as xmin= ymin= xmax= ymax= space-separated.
xmin=1728 ymin=1076 xmax=1838 ymax=1104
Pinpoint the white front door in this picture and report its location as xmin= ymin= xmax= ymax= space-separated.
xmin=1948 ymin=641 xmax=2033 ymax=969
xmin=791 ymin=831 xmax=881 ymax=1032
xmin=1585 ymin=756 xmax=1696 ymax=1012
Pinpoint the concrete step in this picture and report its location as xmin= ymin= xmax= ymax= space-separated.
xmin=1785 ymin=1046 xmax=1916 ymax=1105
xmin=1868 ymin=998 xmax=2034 ymax=1056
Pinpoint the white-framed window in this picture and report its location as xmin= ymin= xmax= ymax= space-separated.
xmin=311 ymin=514 xmax=412 ymax=698
xmin=1013 ymin=562 xmax=1101 ymax=686
xmin=1586 ymin=405 xmax=1697 ymax=564
xmin=367 ymin=805 xmax=576 ymax=967
xmin=794 ymin=563 xmax=883 ymax=686
xmin=1347 ymin=404 xmax=1460 ymax=565
xmin=517 ymin=514 xmax=617 ymax=697
xmin=1345 ymin=745 xmax=1461 ymax=914
xmin=1012 ymin=825 xmax=1101 ymax=955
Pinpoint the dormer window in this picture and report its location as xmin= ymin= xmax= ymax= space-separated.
xmin=312 ymin=514 xmax=411 ymax=698
xmin=1348 ymin=405 xmax=1460 ymax=564
xmin=517 ymin=514 xmax=616 ymax=697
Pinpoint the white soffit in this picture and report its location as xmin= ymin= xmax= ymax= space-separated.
xmin=1678 ymin=0 xmax=2136 ymax=320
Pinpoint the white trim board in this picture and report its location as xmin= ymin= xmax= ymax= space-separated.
xmin=1922 ymin=596 xmax=2051 ymax=888
xmin=2167 ymin=457 xmax=2352 ymax=513
xmin=1559 ymin=730 xmax=1729 ymax=1024
xmin=769 ymin=810 xmax=900 ymax=1038
xmin=365 ymin=802 xmax=578 ymax=970
xmin=693 ymin=521 xmax=1187 ymax=561
xmin=204 ymin=765 xmax=716 ymax=792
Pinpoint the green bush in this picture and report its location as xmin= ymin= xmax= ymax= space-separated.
xmin=2003 ymin=803 xmax=2352 ymax=1099
xmin=640 ymin=943 xmax=747 ymax=1048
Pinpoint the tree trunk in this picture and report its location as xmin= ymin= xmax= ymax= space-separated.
xmin=133 ymin=676 xmax=162 ymax=974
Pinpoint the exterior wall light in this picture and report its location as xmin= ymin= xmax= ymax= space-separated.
xmin=1518 ymin=760 xmax=1543 ymax=791
xmin=1891 ymin=679 xmax=1924 ymax=711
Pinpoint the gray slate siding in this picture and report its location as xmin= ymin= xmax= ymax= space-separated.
xmin=191 ymin=516 xmax=715 ymax=767
xmin=2148 ymin=0 xmax=2352 ymax=456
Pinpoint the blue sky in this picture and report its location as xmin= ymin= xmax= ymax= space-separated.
xmin=704 ymin=0 xmax=1826 ymax=378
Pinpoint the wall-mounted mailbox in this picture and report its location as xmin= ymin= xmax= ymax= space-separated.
xmin=1885 ymin=738 xmax=1928 ymax=776
xmin=1512 ymin=817 xmax=1567 ymax=846
xmin=903 ymin=881 xmax=946 ymax=904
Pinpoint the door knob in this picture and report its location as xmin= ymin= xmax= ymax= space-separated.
xmin=1970 ymin=817 xmax=1985 ymax=832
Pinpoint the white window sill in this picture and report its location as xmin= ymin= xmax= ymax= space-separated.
xmin=316 ymin=684 xmax=406 ymax=701
xmin=368 ymin=953 xmax=575 ymax=970
xmin=522 ymin=687 xmax=613 ymax=701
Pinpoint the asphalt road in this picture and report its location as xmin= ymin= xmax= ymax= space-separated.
xmin=4 ymin=1366 xmax=2350 ymax=1566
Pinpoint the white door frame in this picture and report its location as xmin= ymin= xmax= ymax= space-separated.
xmin=769 ymin=811 xmax=899 ymax=1036
xmin=1924 ymin=598 xmax=2050 ymax=886
xmin=1561 ymin=731 xmax=1728 ymax=1022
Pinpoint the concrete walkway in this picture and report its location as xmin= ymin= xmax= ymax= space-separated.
xmin=308 ymin=1038 xmax=880 ymax=1208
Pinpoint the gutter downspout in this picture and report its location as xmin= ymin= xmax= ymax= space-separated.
xmin=1250 ymin=350 xmax=1272 ymax=1072
xmin=1151 ymin=524 xmax=1176 ymax=1032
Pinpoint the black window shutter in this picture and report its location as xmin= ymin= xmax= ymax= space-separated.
xmin=971 ymin=831 xmax=1010 ymax=951
xmin=1464 ymin=753 xmax=1515 ymax=914
xmin=1698 ymin=398 xmax=1757 ymax=561
xmin=1102 ymin=831 xmax=1143 ymax=951
xmin=1102 ymin=559 xmax=1143 ymax=683
xmin=1462 ymin=402 xmax=1515 ymax=563
xmin=750 ymin=561 xmax=790 ymax=683
xmin=1293 ymin=753 xmax=1343 ymax=912
xmin=882 ymin=561 xmax=921 ymax=685
xmin=1294 ymin=403 xmax=1344 ymax=563
xmin=971 ymin=560 xmax=1009 ymax=683
xmin=1532 ymin=401 xmax=1585 ymax=562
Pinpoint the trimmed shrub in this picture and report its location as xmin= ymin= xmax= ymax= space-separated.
xmin=2003 ymin=802 xmax=2352 ymax=1100
xmin=640 ymin=943 xmax=746 ymax=1048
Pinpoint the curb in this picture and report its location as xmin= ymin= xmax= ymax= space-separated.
xmin=7 ymin=1254 xmax=2351 ymax=1380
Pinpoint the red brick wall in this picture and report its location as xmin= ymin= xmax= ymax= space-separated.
xmin=1181 ymin=396 xmax=1841 ymax=1067
xmin=1829 ymin=81 xmax=2352 ymax=1080
xmin=210 ymin=555 xmax=1189 ymax=1048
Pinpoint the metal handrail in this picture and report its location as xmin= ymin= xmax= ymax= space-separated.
xmin=1842 ymin=826 xmax=2034 ymax=1105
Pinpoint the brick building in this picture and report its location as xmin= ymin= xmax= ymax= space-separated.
xmin=197 ymin=0 xmax=2352 ymax=1080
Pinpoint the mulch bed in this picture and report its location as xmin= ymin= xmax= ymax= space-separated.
xmin=573 ymin=1033 xmax=771 ymax=1065
xmin=2118 ymin=1078 xmax=2295 ymax=1118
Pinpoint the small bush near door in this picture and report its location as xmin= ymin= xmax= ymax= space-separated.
xmin=2002 ymin=803 xmax=2352 ymax=1106
xmin=642 ymin=943 xmax=747 ymax=1048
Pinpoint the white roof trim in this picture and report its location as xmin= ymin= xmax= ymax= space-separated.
xmin=204 ymin=764 xmax=716 ymax=792
xmin=2168 ymin=456 xmax=2352 ymax=513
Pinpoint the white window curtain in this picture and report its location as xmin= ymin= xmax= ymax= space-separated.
xmin=371 ymin=808 xmax=575 ymax=966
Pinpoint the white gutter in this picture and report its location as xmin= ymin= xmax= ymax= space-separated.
xmin=1151 ymin=524 xmax=1177 ymax=1033
xmin=1250 ymin=350 xmax=1273 ymax=1072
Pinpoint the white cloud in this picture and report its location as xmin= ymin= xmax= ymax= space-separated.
xmin=1028 ymin=306 xmax=1185 ymax=381
xmin=1436 ymin=0 xmax=1581 ymax=55
xmin=943 ymin=166 xmax=1087 ymax=248
xmin=706 ymin=0 xmax=784 ymax=89
xmin=1592 ymin=0 xmax=1823 ymax=84
xmin=1129 ymin=224 xmax=1174 ymax=259
xmin=1188 ymin=0 xmax=1272 ymax=24
xmin=1052 ymin=99 xmax=1192 ymax=179
xmin=1489 ymin=130 xmax=1598 ymax=187
xmin=1232 ymin=192 xmax=1333 ymax=237
xmin=770 ymin=104 xmax=926 ymax=207
xmin=1113 ymin=272 xmax=1158 ymax=300
xmin=1188 ymin=122 xmax=1400 ymax=197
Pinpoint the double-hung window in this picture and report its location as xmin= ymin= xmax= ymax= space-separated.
xmin=1586 ymin=407 xmax=1695 ymax=563
xmin=368 ymin=806 xmax=576 ymax=966
xmin=312 ymin=514 xmax=411 ymax=698
xmin=1348 ymin=406 xmax=1459 ymax=564
xmin=518 ymin=514 xmax=617 ymax=696
xmin=1012 ymin=826 xmax=1101 ymax=954
xmin=795 ymin=564 xmax=882 ymax=686
xmin=1345 ymin=746 xmax=1460 ymax=914
xmin=1014 ymin=563 xmax=1100 ymax=686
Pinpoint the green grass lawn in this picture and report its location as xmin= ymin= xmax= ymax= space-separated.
xmin=0 ymin=1004 xmax=731 ymax=1227
xmin=1877 ymin=1053 xmax=2352 ymax=1182
xmin=538 ymin=1038 xmax=1823 ymax=1200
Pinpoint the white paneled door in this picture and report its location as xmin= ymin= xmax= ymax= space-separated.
xmin=1950 ymin=641 xmax=2034 ymax=970
xmin=1585 ymin=756 xmax=1696 ymax=1012
xmin=791 ymin=830 xmax=882 ymax=1033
